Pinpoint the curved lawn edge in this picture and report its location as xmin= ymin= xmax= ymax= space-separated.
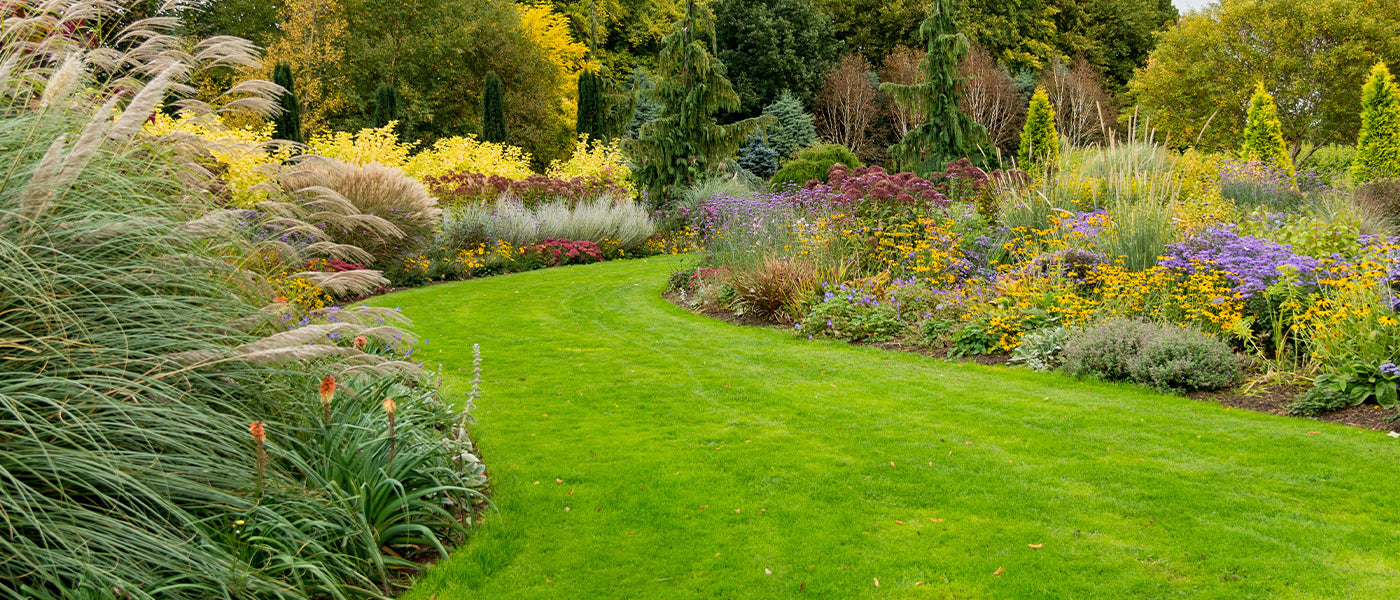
xmin=369 ymin=257 xmax=1400 ymax=599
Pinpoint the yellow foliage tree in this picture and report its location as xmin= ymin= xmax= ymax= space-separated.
xmin=260 ymin=0 xmax=350 ymax=135
xmin=142 ymin=113 xmax=293 ymax=206
xmin=514 ymin=3 xmax=593 ymax=134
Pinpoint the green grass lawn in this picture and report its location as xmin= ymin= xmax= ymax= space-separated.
xmin=369 ymin=256 xmax=1400 ymax=599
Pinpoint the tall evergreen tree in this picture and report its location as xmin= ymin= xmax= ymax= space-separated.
xmin=626 ymin=68 xmax=662 ymax=139
xmin=1353 ymin=62 xmax=1400 ymax=184
xmin=879 ymin=0 xmax=990 ymax=173
xmin=762 ymin=90 xmax=818 ymax=159
xmin=271 ymin=61 xmax=303 ymax=143
xmin=577 ymin=70 xmax=603 ymax=140
xmin=1018 ymin=87 xmax=1058 ymax=168
xmin=1241 ymin=82 xmax=1293 ymax=176
xmin=631 ymin=0 xmax=775 ymax=201
xmin=481 ymin=71 xmax=508 ymax=143
xmin=372 ymin=83 xmax=399 ymax=128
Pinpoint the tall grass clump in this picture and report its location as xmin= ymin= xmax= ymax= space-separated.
xmin=442 ymin=195 xmax=655 ymax=249
xmin=0 ymin=3 xmax=482 ymax=598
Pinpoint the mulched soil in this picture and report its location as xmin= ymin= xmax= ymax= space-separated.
xmin=664 ymin=292 xmax=1399 ymax=433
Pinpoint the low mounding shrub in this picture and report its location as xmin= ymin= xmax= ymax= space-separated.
xmin=822 ymin=164 xmax=948 ymax=208
xmin=424 ymin=171 xmax=632 ymax=206
xmin=1010 ymin=327 xmax=1069 ymax=371
xmin=531 ymin=239 xmax=604 ymax=266
xmin=771 ymin=144 xmax=863 ymax=189
xmin=1062 ymin=319 xmax=1240 ymax=393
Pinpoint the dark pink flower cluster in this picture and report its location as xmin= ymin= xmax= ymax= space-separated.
xmin=821 ymin=164 xmax=948 ymax=207
xmin=425 ymin=172 xmax=629 ymax=206
xmin=532 ymin=239 xmax=604 ymax=266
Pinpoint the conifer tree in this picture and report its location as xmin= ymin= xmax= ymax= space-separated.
xmin=1353 ymin=62 xmax=1400 ymax=184
xmin=577 ymin=70 xmax=603 ymax=140
xmin=271 ymin=62 xmax=303 ymax=143
xmin=1241 ymin=82 xmax=1293 ymax=176
xmin=482 ymin=71 xmax=508 ymax=143
xmin=879 ymin=0 xmax=989 ymax=173
xmin=632 ymin=0 xmax=775 ymax=201
xmin=372 ymin=83 xmax=399 ymax=129
xmin=762 ymin=90 xmax=817 ymax=159
xmin=1018 ymin=87 xmax=1058 ymax=168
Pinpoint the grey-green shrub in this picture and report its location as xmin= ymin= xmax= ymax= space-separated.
xmin=1009 ymin=327 xmax=1069 ymax=371
xmin=1062 ymin=319 xmax=1239 ymax=393
xmin=443 ymin=196 xmax=655 ymax=249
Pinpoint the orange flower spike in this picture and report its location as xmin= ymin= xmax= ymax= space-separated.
xmin=382 ymin=397 xmax=397 ymax=417
xmin=249 ymin=420 xmax=265 ymax=443
xmin=319 ymin=375 xmax=336 ymax=422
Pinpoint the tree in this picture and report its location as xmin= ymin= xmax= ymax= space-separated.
xmin=810 ymin=0 xmax=925 ymax=66
xmin=880 ymin=0 xmax=991 ymax=173
xmin=1129 ymin=0 xmax=1400 ymax=160
xmin=372 ymin=83 xmax=400 ymax=128
xmin=816 ymin=54 xmax=881 ymax=158
xmin=262 ymin=0 xmax=350 ymax=135
xmin=1241 ymin=83 xmax=1293 ymax=176
xmin=482 ymin=72 xmax=508 ymax=143
xmin=738 ymin=136 xmax=781 ymax=178
xmin=272 ymin=62 xmax=303 ymax=143
xmin=713 ymin=0 xmax=839 ymax=115
xmin=881 ymin=46 xmax=926 ymax=139
xmin=1019 ymin=87 xmax=1059 ymax=168
xmin=631 ymin=0 xmax=774 ymax=201
xmin=626 ymin=67 xmax=661 ymax=138
xmin=1039 ymin=57 xmax=1111 ymax=146
xmin=762 ymin=91 xmax=818 ymax=159
xmin=1353 ymin=62 xmax=1400 ymax=183
xmin=181 ymin=0 xmax=285 ymax=46
xmin=577 ymin=70 xmax=603 ymax=139
xmin=958 ymin=42 xmax=1025 ymax=155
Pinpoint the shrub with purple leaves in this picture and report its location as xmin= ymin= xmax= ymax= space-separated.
xmin=820 ymin=164 xmax=949 ymax=209
xmin=1160 ymin=228 xmax=1320 ymax=297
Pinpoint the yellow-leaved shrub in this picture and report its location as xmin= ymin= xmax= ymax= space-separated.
xmin=142 ymin=113 xmax=292 ymax=206
xmin=547 ymin=136 xmax=635 ymax=193
xmin=306 ymin=123 xmax=534 ymax=181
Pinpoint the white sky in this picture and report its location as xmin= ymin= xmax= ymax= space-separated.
xmin=1174 ymin=0 xmax=1215 ymax=11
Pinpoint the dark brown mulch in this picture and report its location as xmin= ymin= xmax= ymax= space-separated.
xmin=663 ymin=291 xmax=1400 ymax=433
xmin=1190 ymin=386 xmax=1400 ymax=432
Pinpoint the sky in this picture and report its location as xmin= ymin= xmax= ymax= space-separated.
xmin=1174 ymin=0 xmax=1214 ymax=11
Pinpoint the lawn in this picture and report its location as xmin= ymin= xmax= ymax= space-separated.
xmin=371 ymin=256 xmax=1400 ymax=599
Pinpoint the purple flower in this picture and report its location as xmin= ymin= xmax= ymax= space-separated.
xmin=1160 ymin=228 xmax=1321 ymax=297
xmin=1381 ymin=363 xmax=1399 ymax=377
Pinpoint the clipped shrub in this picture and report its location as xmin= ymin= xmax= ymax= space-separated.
xmin=1241 ymin=83 xmax=1294 ymax=177
xmin=771 ymin=144 xmax=863 ymax=189
xmin=1353 ymin=62 xmax=1400 ymax=184
xmin=279 ymin=157 xmax=442 ymax=265
xmin=1063 ymin=319 xmax=1239 ymax=393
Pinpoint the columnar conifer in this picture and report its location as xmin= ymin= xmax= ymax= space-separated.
xmin=482 ymin=71 xmax=507 ymax=143
xmin=1018 ymin=87 xmax=1059 ymax=168
xmin=1353 ymin=62 xmax=1400 ymax=184
xmin=1241 ymin=82 xmax=1293 ymax=176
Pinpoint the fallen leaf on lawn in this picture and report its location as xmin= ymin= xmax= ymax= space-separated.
xmin=564 ymin=507 xmax=570 ymax=512
xmin=993 ymin=567 xmax=1004 ymax=576
xmin=556 ymin=478 xmax=563 ymax=484
xmin=873 ymin=578 xmax=879 ymax=588
xmin=715 ymin=552 xmax=721 ymax=557
xmin=735 ymin=508 xmax=741 ymax=513
xmin=930 ymin=518 xmax=944 ymax=522
xmin=965 ymin=441 xmax=973 ymax=446
xmin=699 ymin=505 xmax=708 ymax=510
xmin=890 ymin=461 xmax=896 ymax=467
xmin=625 ymin=532 xmax=633 ymax=536
xmin=533 ymin=481 xmax=540 ymax=485
xmin=541 ymin=413 xmax=548 ymax=417
xmin=915 ymin=582 xmax=924 ymax=586
xmin=764 ymin=569 xmax=772 ymax=575
xmin=1028 ymin=544 xmax=1042 ymax=549
xmin=1307 ymin=431 xmax=1321 ymax=435
xmin=895 ymin=520 xmax=904 ymax=524
xmin=568 ymin=489 xmax=575 ymax=495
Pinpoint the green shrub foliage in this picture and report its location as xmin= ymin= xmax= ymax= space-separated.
xmin=879 ymin=0 xmax=991 ymax=173
xmin=1062 ymin=319 xmax=1240 ymax=393
xmin=272 ymin=61 xmax=302 ymax=143
xmin=577 ymin=69 xmax=603 ymax=139
xmin=1241 ymin=82 xmax=1293 ymax=176
xmin=1018 ymin=86 xmax=1059 ymax=168
xmin=771 ymin=144 xmax=863 ymax=188
xmin=632 ymin=0 xmax=774 ymax=202
xmin=1353 ymin=62 xmax=1400 ymax=184
xmin=482 ymin=71 xmax=508 ymax=143
xmin=738 ymin=135 xmax=781 ymax=178
xmin=762 ymin=90 xmax=818 ymax=160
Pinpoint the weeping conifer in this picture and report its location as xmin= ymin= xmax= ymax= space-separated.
xmin=482 ymin=72 xmax=507 ymax=143
xmin=880 ymin=0 xmax=989 ymax=173
xmin=272 ymin=62 xmax=302 ymax=143
xmin=631 ymin=0 xmax=774 ymax=202
xmin=373 ymin=83 xmax=399 ymax=129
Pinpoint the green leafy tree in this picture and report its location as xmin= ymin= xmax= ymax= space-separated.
xmin=482 ymin=72 xmax=508 ymax=143
xmin=631 ymin=0 xmax=775 ymax=201
xmin=271 ymin=62 xmax=303 ymax=143
xmin=762 ymin=90 xmax=818 ymax=159
xmin=880 ymin=0 xmax=991 ymax=173
xmin=810 ymin=0 xmax=924 ymax=66
xmin=1353 ymin=62 xmax=1400 ymax=183
xmin=713 ymin=0 xmax=839 ymax=115
xmin=1241 ymin=83 xmax=1293 ymax=176
xmin=1130 ymin=0 xmax=1400 ymax=162
xmin=372 ymin=83 xmax=399 ymax=128
xmin=1019 ymin=87 xmax=1058 ymax=168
